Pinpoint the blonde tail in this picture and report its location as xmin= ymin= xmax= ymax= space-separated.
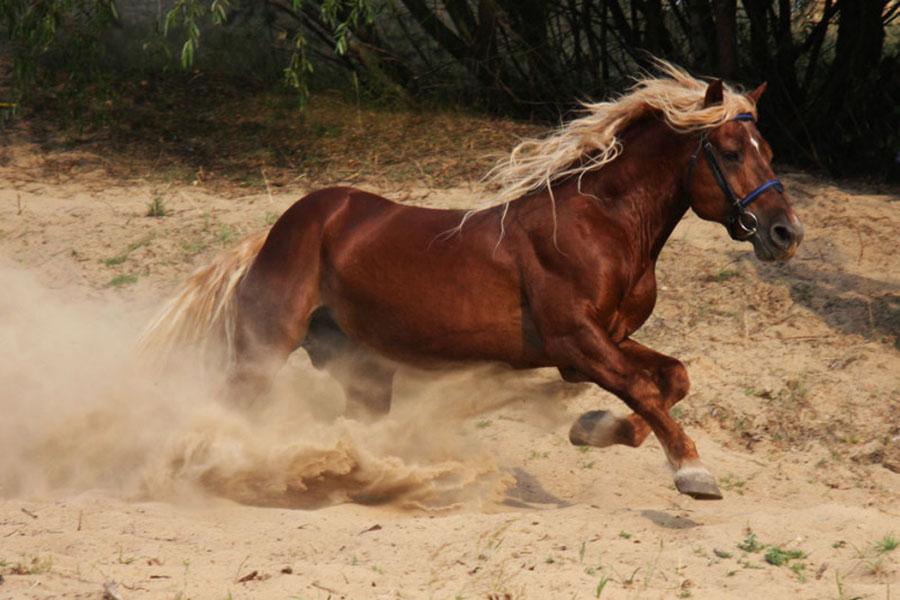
xmin=138 ymin=230 xmax=268 ymax=369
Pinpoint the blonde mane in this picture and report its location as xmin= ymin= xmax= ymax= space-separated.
xmin=483 ymin=61 xmax=756 ymax=211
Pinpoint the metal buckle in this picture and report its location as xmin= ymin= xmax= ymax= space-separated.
xmin=731 ymin=210 xmax=758 ymax=240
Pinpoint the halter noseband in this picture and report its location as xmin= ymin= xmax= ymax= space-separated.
xmin=690 ymin=112 xmax=784 ymax=241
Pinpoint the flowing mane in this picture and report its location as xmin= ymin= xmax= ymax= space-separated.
xmin=484 ymin=61 xmax=756 ymax=207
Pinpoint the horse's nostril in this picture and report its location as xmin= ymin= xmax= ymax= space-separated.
xmin=771 ymin=224 xmax=793 ymax=248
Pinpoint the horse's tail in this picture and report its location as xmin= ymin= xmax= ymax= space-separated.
xmin=137 ymin=230 xmax=268 ymax=368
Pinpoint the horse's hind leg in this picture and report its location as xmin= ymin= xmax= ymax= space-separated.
xmin=567 ymin=340 xmax=690 ymax=449
xmin=302 ymin=307 xmax=396 ymax=421
xmin=225 ymin=251 xmax=321 ymax=410
xmin=332 ymin=351 xmax=396 ymax=421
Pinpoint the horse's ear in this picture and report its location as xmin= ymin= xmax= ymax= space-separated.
xmin=704 ymin=79 xmax=724 ymax=107
xmin=747 ymin=81 xmax=768 ymax=104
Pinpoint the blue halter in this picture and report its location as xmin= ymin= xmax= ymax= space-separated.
xmin=694 ymin=112 xmax=784 ymax=240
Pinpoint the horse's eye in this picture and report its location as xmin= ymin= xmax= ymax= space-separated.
xmin=721 ymin=150 xmax=740 ymax=162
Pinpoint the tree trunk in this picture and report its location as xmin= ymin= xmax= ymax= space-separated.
xmin=712 ymin=0 xmax=737 ymax=78
xmin=684 ymin=0 xmax=717 ymax=72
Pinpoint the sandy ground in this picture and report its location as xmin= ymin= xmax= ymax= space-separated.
xmin=0 ymin=139 xmax=898 ymax=600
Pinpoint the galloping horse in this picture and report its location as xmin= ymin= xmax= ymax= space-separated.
xmin=141 ymin=64 xmax=803 ymax=500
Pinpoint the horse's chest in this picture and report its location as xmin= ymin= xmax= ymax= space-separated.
xmin=609 ymin=268 xmax=658 ymax=340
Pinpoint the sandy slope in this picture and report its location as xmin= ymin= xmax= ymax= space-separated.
xmin=0 ymin=143 xmax=897 ymax=599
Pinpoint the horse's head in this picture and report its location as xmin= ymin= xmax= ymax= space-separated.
xmin=687 ymin=80 xmax=803 ymax=261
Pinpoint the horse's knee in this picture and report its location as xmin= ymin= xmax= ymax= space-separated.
xmin=661 ymin=361 xmax=690 ymax=404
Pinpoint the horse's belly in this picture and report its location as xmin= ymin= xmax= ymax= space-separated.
xmin=321 ymin=260 xmax=538 ymax=366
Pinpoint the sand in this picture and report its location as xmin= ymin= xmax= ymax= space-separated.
xmin=0 ymin=140 xmax=897 ymax=599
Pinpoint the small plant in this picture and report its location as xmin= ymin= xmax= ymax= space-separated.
xmin=182 ymin=240 xmax=208 ymax=255
xmin=783 ymin=379 xmax=809 ymax=403
xmin=719 ymin=473 xmax=747 ymax=495
xmin=618 ymin=531 xmax=632 ymax=540
xmin=146 ymin=195 xmax=168 ymax=217
xmin=789 ymin=561 xmax=807 ymax=582
xmin=874 ymin=533 xmax=898 ymax=555
xmin=10 ymin=556 xmax=52 ymax=575
xmin=764 ymin=546 xmax=805 ymax=566
xmin=594 ymin=575 xmax=610 ymax=598
xmin=712 ymin=269 xmax=740 ymax=283
xmin=102 ymin=236 xmax=152 ymax=266
xmin=475 ymin=420 xmax=492 ymax=429
xmin=103 ymin=253 xmax=128 ymax=266
xmin=865 ymin=557 xmax=887 ymax=577
xmin=218 ymin=223 xmax=237 ymax=244
xmin=713 ymin=548 xmax=732 ymax=559
xmin=106 ymin=273 xmax=138 ymax=288
xmin=737 ymin=531 xmax=764 ymax=553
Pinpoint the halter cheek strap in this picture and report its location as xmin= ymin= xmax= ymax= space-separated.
xmin=695 ymin=112 xmax=784 ymax=241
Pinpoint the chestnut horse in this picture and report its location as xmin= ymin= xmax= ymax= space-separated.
xmin=141 ymin=65 xmax=803 ymax=500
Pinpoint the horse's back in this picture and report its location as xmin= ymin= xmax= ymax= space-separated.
xmin=260 ymin=186 xmax=535 ymax=366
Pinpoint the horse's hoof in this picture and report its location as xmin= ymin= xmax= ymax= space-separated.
xmin=569 ymin=410 xmax=618 ymax=447
xmin=674 ymin=466 xmax=723 ymax=500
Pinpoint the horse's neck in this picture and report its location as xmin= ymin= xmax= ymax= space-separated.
xmin=580 ymin=122 xmax=693 ymax=263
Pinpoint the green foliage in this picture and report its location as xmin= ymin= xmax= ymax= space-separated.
xmin=146 ymin=196 xmax=167 ymax=218
xmin=1 ymin=0 xmax=896 ymax=177
xmin=1 ymin=1 xmax=117 ymax=88
xmin=874 ymin=534 xmax=898 ymax=555
xmin=160 ymin=0 xmax=373 ymax=107
xmin=737 ymin=531 xmax=764 ymax=553
xmin=106 ymin=273 xmax=138 ymax=288
xmin=763 ymin=547 xmax=806 ymax=566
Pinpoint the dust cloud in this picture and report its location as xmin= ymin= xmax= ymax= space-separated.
xmin=0 ymin=265 xmax=572 ymax=510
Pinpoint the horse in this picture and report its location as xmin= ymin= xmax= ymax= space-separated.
xmin=140 ymin=63 xmax=803 ymax=501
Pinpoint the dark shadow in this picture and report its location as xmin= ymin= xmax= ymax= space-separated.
xmin=503 ymin=467 xmax=570 ymax=508
xmin=640 ymin=509 xmax=699 ymax=529
xmin=741 ymin=248 xmax=899 ymax=348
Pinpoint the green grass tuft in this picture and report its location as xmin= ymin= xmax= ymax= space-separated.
xmin=146 ymin=195 xmax=168 ymax=217
xmin=764 ymin=546 xmax=806 ymax=566
xmin=106 ymin=273 xmax=138 ymax=288
xmin=874 ymin=534 xmax=898 ymax=555
xmin=737 ymin=532 xmax=764 ymax=553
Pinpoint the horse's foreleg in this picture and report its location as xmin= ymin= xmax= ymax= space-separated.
xmin=550 ymin=327 xmax=720 ymax=499
xmin=567 ymin=339 xmax=689 ymax=449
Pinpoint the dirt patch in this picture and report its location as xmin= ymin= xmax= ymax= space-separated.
xmin=0 ymin=128 xmax=898 ymax=598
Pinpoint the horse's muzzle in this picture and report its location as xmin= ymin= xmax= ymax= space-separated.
xmin=752 ymin=215 xmax=804 ymax=261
